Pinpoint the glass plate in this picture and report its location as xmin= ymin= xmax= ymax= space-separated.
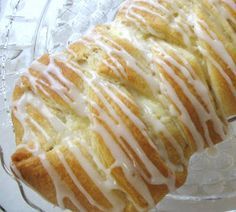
xmin=0 ymin=0 xmax=236 ymax=211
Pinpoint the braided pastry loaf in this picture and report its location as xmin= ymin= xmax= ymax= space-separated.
xmin=11 ymin=0 xmax=235 ymax=211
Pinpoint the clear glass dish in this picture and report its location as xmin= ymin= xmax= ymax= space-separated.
xmin=0 ymin=0 xmax=235 ymax=211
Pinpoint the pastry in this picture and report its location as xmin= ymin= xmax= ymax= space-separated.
xmin=11 ymin=0 xmax=235 ymax=211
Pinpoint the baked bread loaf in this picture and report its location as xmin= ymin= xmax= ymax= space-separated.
xmin=11 ymin=0 xmax=235 ymax=211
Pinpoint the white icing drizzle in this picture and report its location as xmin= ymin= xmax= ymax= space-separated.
xmin=64 ymin=130 xmax=155 ymax=210
xmin=153 ymin=136 xmax=177 ymax=191
xmin=159 ymin=76 xmax=204 ymax=150
xmin=24 ymin=92 xmax=65 ymax=131
xmin=223 ymin=0 xmax=236 ymax=11
xmin=30 ymin=57 xmax=88 ymax=117
xmin=94 ymin=31 xmax=159 ymax=95
xmin=133 ymin=0 xmax=170 ymax=15
xmin=141 ymin=102 xmax=186 ymax=191
xmin=90 ymin=81 xmax=172 ymax=195
xmin=159 ymin=59 xmax=213 ymax=145
xmin=165 ymin=0 xmax=192 ymax=46
xmin=152 ymin=45 xmax=226 ymax=148
xmin=161 ymin=43 xmax=198 ymax=80
xmin=81 ymin=38 xmax=127 ymax=78
xmin=198 ymin=46 xmax=236 ymax=98
xmin=153 ymin=43 xmax=226 ymax=139
xmin=124 ymin=0 xmax=163 ymax=37
xmin=193 ymin=17 xmax=236 ymax=75
xmin=190 ymin=16 xmax=236 ymax=97
xmin=67 ymin=140 xmax=125 ymax=211
xmin=55 ymin=148 xmax=105 ymax=211
xmin=143 ymin=103 xmax=186 ymax=166
xmin=16 ymin=139 xmax=42 ymax=157
xmin=19 ymin=54 xmax=156 ymax=209
xmin=91 ymin=81 xmax=169 ymax=185
xmin=39 ymin=153 xmax=86 ymax=211
xmin=92 ymin=118 xmax=154 ymax=210
xmin=83 ymin=32 xmax=160 ymax=94
xmin=120 ymin=0 xmax=235 ymax=108
xmin=124 ymin=0 xmax=192 ymax=46
xmin=13 ymin=92 xmax=51 ymax=144
xmin=210 ymin=0 xmax=236 ymax=25
xmin=131 ymin=3 xmax=167 ymax=20
xmin=170 ymin=21 xmax=191 ymax=46
xmin=29 ymin=118 xmax=51 ymax=141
